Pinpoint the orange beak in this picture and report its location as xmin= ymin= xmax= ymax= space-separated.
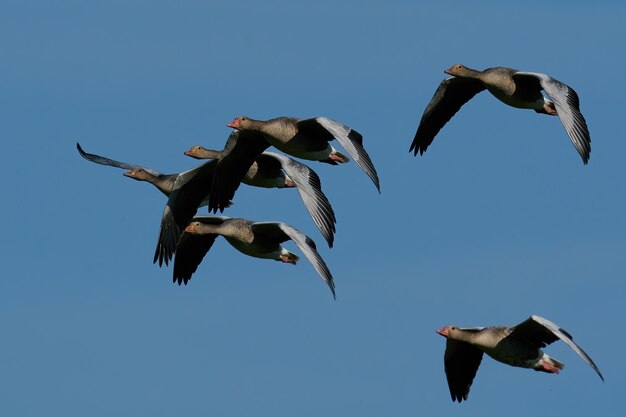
xmin=227 ymin=119 xmax=240 ymax=129
xmin=184 ymin=224 xmax=196 ymax=233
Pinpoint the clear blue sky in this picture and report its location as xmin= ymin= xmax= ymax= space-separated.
xmin=1 ymin=1 xmax=623 ymax=416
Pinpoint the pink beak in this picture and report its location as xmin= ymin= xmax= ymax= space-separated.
xmin=436 ymin=327 xmax=449 ymax=337
xmin=444 ymin=69 xmax=453 ymax=75
xmin=184 ymin=224 xmax=196 ymax=233
xmin=227 ymin=119 xmax=240 ymax=129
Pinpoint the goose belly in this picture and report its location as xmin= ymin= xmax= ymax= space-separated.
xmin=242 ymin=172 xmax=287 ymax=188
xmin=489 ymin=351 xmax=542 ymax=369
xmin=484 ymin=343 xmax=542 ymax=369
xmin=225 ymin=237 xmax=282 ymax=260
xmin=268 ymin=137 xmax=333 ymax=161
xmin=488 ymin=86 xmax=545 ymax=110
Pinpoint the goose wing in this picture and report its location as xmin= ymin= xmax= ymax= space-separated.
xmin=443 ymin=338 xmax=484 ymax=402
xmin=172 ymin=216 xmax=228 ymax=285
xmin=298 ymin=117 xmax=380 ymax=192
xmin=251 ymin=222 xmax=335 ymax=298
xmin=410 ymin=76 xmax=485 ymax=156
xmin=153 ymin=160 xmax=218 ymax=266
xmin=508 ymin=315 xmax=603 ymax=381
xmin=209 ymin=131 xmax=270 ymax=213
xmin=76 ymin=143 xmax=162 ymax=176
xmin=264 ymin=152 xmax=336 ymax=248
xmin=513 ymin=72 xmax=591 ymax=164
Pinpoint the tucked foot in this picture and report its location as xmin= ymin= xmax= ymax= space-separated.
xmin=540 ymin=360 xmax=561 ymax=374
xmin=279 ymin=253 xmax=299 ymax=264
xmin=544 ymin=101 xmax=558 ymax=115
xmin=328 ymin=150 xmax=349 ymax=164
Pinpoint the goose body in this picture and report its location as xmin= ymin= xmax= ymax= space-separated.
xmin=229 ymin=117 xmax=347 ymax=163
xmin=410 ymin=64 xmax=591 ymax=163
xmin=173 ymin=216 xmax=335 ymax=298
xmin=436 ymin=315 xmax=603 ymax=402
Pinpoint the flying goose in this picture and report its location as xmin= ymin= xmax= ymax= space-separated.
xmin=173 ymin=216 xmax=336 ymax=298
xmin=209 ymin=117 xmax=380 ymax=212
xmin=436 ymin=315 xmax=604 ymax=402
xmin=410 ymin=65 xmax=591 ymax=163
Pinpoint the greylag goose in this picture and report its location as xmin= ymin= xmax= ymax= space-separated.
xmin=173 ymin=216 xmax=335 ymax=298
xmin=209 ymin=117 xmax=380 ymax=212
xmin=436 ymin=315 xmax=604 ymax=402
xmin=410 ymin=65 xmax=591 ymax=164
xmin=77 ymin=143 xmax=219 ymax=267
xmin=185 ymin=145 xmax=337 ymax=248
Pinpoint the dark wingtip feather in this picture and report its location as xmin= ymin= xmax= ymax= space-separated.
xmin=408 ymin=136 xmax=419 ymax=156
xmin=451 ymin=389 xmax=469 ymax=403
xmin=409 ymin=139 xmax=428 ymax=157
xmin=348 ymin=129 xmax=364 ymax=145
xmin=558 ymin=326 xmax=574 ymax=340
xmin=76 ymin=142 xmax=92 ymax=160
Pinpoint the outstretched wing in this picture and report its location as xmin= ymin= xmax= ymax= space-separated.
xmin=264 ymin=152 xmax=336 ymax=248
xmin=171 ymin=216 xmax=228 ymax=285
xmin=298 ymin=117 xmax=380 ymax=192
xmin=513 ymin=72 xmax=591 ymax=164
xmin=76 ymin=142 xmax=161 ymax=176
xmin=443 ymin=338 xmax=484 ymax=402
xmin=409 ymin=76 xmax=485 ymax=156
xmin=153 ymin=160 xmax=218 ymax=266
xmin=509 ymin=315 xmax=603 ymax=381
xmin=251 ymin=222 xmax=335 ymax=299
xmin=209 ymin=131 xmax=270 ymax=213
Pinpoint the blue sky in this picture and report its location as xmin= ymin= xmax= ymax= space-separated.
xmin=1 ymin=1 xmax=624 ymax=415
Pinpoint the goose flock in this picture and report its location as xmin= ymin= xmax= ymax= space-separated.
xmin=79 ymin=64 xmax=601 ymax=403
xmin=78 ymin=114 xmax=375 ymax=299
